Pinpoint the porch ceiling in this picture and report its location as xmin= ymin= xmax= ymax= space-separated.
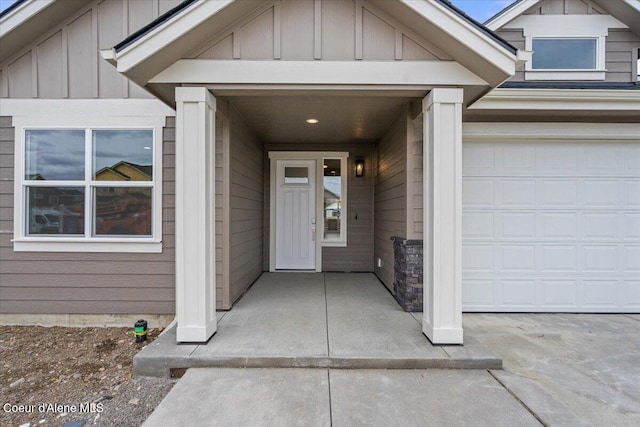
xmin=224 ymin=95 xmax=416 ymax=143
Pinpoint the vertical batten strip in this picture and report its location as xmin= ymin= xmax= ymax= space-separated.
xmin=395 ymin=28 xmax=403 ymax=60
xmin=1 ymin=68 xmax=8 ymax=98
xmin=232 ymin=32 xmax=240 ymax=59
xmin=273 ymin=2 xmax=281 ymax=60
xmin=122 ymin=0 xmax=129 ymax=98
xmin=92 ymin=6 xmax=99 ymax=98
xmin=355 ymin=1 xmax=363 ymax=60
xmin=61 ymin=27 xmax=69 ymax=98
xmin=152 ymin=0 xmax=159 ymax=18
xmin=314 ymin=0 xmax=322 ymax=59
xmin=31 ymin=49 xmax=38 ymax=98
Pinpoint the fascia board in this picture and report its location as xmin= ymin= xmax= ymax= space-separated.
xmin=149 ymin=59 xmax=489 ymax=86
xmin=469 ymin=88 xmax=640 ymax=111
xmin=0 ymin=0 xmax=54 ymax=39
xmin=400 ymin=0 xmax=517 ymax=77
xmin=115 ymin=0 xmax=235 ymax=74
xmin=485 ymin=0 xmax=541 ymax=31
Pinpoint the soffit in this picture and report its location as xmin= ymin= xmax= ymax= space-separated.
xmin=0 ymin=0 xmax=93 ymax=63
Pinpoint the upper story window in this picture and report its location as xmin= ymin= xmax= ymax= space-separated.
xmin=531 ymin=38 xmax=597 ymax=70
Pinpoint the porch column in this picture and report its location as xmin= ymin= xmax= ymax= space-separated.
xmin=175 ymin=87 xmax=217 ymax=343
xmin=422 ymin=88 xmax=464 ymax=344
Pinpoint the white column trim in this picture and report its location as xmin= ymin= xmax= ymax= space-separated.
xmin=422 ymin=88 xmax=464 ymax=345
xmin=175 ymin=86 xmax=217 ymax=343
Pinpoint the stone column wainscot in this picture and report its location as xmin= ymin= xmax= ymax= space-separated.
xmin=391 ymin=237 xmax=423 ymax=312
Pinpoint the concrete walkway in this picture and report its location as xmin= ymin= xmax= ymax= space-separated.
xmin=140 ymin=274 xmax=640 ymax=425
xmin=134 ymin=273 xmax=500 ymax=377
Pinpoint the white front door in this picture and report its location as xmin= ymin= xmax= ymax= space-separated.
xmin=275 ymin=159 xmax=316 ymax=270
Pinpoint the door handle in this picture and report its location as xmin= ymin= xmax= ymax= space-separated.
xmin=311 ymin=226 xmax=316 ymax=241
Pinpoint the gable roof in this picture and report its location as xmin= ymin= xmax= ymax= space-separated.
xmin=486 ymin=0 xmax=640 ymax=35
xmin=107 ymin=0 xmax=520 ymax=95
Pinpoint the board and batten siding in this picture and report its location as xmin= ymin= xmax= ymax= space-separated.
xmin=1 ymin=0 xmax=183 ymax=99
xmin=263 ymin=143 xmax=375 ymax=273
xmin=374 ymin=109 xmax=408 ymax=290
xmin=190 ymin=0 xmax=450 ymax=62
xmin=228 ymin=107 xmax=263 ymax=305
xmin=0 ymin=116 xmax=176 ymax=314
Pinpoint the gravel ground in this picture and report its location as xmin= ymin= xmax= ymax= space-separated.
xmin=1 ymin=326 xmax=176 ymax=427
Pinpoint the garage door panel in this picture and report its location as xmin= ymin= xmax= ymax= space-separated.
xmin=463 ymin=140 xmax=639 ymax=313
xmin=625 ymin=181 xmax=640 ymax=206
xmin=501 ymin=245 xmax=535 ymax=272
xmin=624 ymin=246 xmax=640 ymax=271
xmin=541 ymin=245 xmax=577 ymax=272
xmin=541 ymin=213 xmax=577 ymax=239
xmin=584 ymin=180 xmax=620 ymax=207
xmin=499 ymin=179 xmax=536 ymax=208
xmin=624 ymin=214 xmax=640 ymax=239
xmin=501 ymin=280 xmax=536 ymax=307
xmin=462 ymin=212 xmax=494 ymax=240
xmin=500 ymin=213 xmax=536 ymax=239
xmin=540 ymin=179 xmax=578 ymax=208
xmin=624 ymin=281 xmax=640 ymax=307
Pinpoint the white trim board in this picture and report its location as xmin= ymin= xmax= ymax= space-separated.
xmin=470 ymin=88 xmax=640 ymax=111
xmin=151 ymin=60 xmax=488 ymax=86
xmin=0 ymin=0 xmax=55 ymax=39
xmin=0 ymin=99 xmax=175 ymax=117
xmin=463 ymin=122 xmax=640 ymax=141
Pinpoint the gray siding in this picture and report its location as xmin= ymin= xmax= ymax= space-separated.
xmin=191 ymin=0 xmax=450 ymax=61
xmin=263 ymin=143 xmax=375 ymax=273
xmin=374 ymin=110 xmax=408 ymax=290
xmin=0 ymin=116 xmax=176 ymax=314
xmin=1 ymin=0 xmax=182 ymax=99
xmin=229 ymin=108 xmax=264 ymax=305
xmin=409 ymin=115 xmax=424 ymax=240
xmin=605 ymin=29 xmax=640 ymax=82
xmin=215 ymin=117 xmax=225 ymax=309
xmin=500 ymin=0 xmax=640 ymax=84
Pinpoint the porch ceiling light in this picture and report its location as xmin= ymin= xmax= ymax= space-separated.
xmin=306 ymin=118 xmax=319 ymax=124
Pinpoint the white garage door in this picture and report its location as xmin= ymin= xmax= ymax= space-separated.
xmin=462 ymin=140 xmax=640 ymax=312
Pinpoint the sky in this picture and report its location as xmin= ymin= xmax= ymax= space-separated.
xmin=0 ymin=0 xmax=515 ymax=23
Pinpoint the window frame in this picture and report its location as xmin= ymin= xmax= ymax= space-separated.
xmin=525 ymin=35 xmax=606 ymax=81
xmin=321 ymin=156 xmax=348 ymax=247
xmin=13 ymin=115 xmax=165 ymax=253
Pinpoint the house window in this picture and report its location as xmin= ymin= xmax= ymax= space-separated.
xmin=531 ymin=38 xmax=597 ymax=70
xmin=16 ymin=125 xmax=162 ymax=252
xmin=322 ymin=157 xmax=347 ymax=246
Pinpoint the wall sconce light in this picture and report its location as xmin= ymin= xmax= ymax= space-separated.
xmin=355 ymin=158 xmax=365 ymax=177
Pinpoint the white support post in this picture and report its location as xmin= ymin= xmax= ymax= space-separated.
xmin=422 ymin=88 xmax=464 ymax=345
xmin=175 ymin=87 xmax=217 ymax=343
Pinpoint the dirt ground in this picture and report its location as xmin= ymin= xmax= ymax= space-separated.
xmin=0 ymin=326 xmax=176 ymax=427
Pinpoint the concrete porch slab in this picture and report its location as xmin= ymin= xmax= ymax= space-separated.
xmin=134 ymin=273 xmax=502 ymax=377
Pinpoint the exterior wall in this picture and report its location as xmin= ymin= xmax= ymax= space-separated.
xmin=228 ymin=107 xmax=264 ymax=305
xmin=499 ymin=0 xmax=640 ymax=83
xmin=408 ymin=114 xmax=424 ymax=240
xmin=263 ymin=143 xmax=375 ymax=273
xmin=0 ymin=115 xmax=175 ymax=314
xmin=190 ymin=0 xmax=450 ymax=61
xmin=374 ymin=109 xmax=408 ymax=290
xmin=215 ymin=116 xmax=225 ymax=309
xmin=0 ymin=0 xmax=182 ymax=99
xmin=496 ymin=29 xmax=525 ymax=82
xmin=606 ymin=29 xmax=640 ymax=82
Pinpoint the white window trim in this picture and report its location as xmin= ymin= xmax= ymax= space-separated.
xmin=12 ymin=114 xmax=166 ymax=253
xmin=525 ymin=36 xmax=605 ymax=81
xmin=503 ymin=14 xmax=629 ymax=82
